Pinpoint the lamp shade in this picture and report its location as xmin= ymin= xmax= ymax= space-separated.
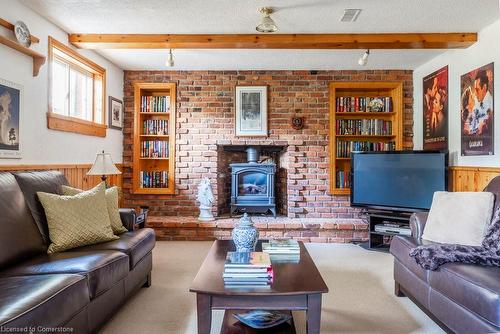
xmin=87 ymin=151 xmax=121 ymax=176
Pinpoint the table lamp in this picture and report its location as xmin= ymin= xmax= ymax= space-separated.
xmin=87 ymin=151 xmax=121 ymax=186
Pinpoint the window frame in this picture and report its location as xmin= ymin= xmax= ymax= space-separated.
xmin=47 ymin=36 xmax=107 ymax=137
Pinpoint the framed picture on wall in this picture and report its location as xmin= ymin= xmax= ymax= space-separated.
xmin=0 ymin=78 xmax=22 ymax=159
xmin=235 ymin=86 xmax=267 ymax=137
xmin=108 ymin=96 xmax=123 ymax=130
xmin=423 ymin=66 xmax=448 ymax=150
xmin=460 ymin=62 xmax=494 ymax=156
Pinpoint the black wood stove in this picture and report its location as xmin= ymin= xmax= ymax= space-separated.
xmin=230 ymin=147 xmax=276 ymax=217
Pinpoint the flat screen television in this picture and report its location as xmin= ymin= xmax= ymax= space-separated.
xmin=350 ymin=151 xmax=448 ymax=212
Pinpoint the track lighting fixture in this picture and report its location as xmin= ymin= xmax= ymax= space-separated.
xmin=166 ymin=49 xmax=174 ymax=67
xmin=256 ymin=7 xmax=278 ymax=33
xmin=358 ymin=49 xmax=370 ymax=66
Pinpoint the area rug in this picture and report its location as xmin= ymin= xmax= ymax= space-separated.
xmin=100 ymin=241 xmax=443 ymax=334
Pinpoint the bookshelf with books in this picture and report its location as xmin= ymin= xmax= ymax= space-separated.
xmin=133 ymin=82 xmax=176 ymax=194
xmin=329 ymin=82 xmax=403 ymax=195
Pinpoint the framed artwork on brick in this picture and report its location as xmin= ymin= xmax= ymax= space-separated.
xmin=235 ymin=86 xmax=267 ymax=137
xmin=0 ymin=78 xmax=22 ymax=159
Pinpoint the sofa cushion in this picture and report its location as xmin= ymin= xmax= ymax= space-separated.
xmin=14 ymin=171 xmax=69 ymax=245
xmin=62 ymin=185 xmax=128 ymax=235
xmin=422 ymin=191 xmax=494 ymax=246
xmin=37 ymin=182 xmax=118 ymax=253
xmin=74 ymin=228 xmax=155 ymax=269
xmin=0 ymin=173 xmax=46 ymax=269
xmin=390 ymin=235 xmax=434 ymax=282
xmin=0 ymin=251 xmax=129 ymax=299
xmin=429 ymin=263 xmax=500 ymax=327
xmin=0 ymin=274 xmax=88 ymax=329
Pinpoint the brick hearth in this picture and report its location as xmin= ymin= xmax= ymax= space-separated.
xmin=147 ymin=216 xmax=369 ymax=243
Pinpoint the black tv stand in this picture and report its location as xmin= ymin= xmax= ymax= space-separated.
xmin=366 ymin=210 xmax=413 ymax=251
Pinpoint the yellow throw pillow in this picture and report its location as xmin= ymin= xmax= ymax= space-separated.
xmin=37 ymin=182 xmax=118 ymax=253
xmin=62 ymin=184 xmax=128 ymax=235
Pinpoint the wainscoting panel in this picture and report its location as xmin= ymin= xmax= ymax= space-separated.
xmin=0 ymin=164 xmax=123 ymax=189
xmin=449 ymin=166 xmax=500 ymax=192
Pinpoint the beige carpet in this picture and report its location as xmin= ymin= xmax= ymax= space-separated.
xmin=100 ymin=241 xmax=444 ymax=334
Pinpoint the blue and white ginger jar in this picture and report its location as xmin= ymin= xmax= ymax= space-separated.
xmin=232 ymin=213 xmax=259 ymax=252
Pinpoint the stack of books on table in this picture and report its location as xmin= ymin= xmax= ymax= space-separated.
xmin=262 ymin=239 xmax=301 ymax=263
xmin=223 ymin=252 xmax=273 ymax=287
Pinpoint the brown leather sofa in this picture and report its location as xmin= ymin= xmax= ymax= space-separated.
xmin=0 ymin=171 xmax=155 ymax=333
xmin=390 ymin=177 xmax=500 ymax=334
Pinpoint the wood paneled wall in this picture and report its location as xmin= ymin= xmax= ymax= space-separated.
xmin=0 ymin=164 xmax=497 ymax=207
xmin=449 ymin=166 xmax=500 ymax=192
xmin=0 ymin=164 xmax=123 ymax=190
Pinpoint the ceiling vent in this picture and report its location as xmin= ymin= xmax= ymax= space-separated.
xmin=340 ymin=9 xmax=361 ymax=22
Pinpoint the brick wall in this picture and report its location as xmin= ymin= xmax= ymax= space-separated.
xmin=123 ymin=70 xmax=414 ymax=218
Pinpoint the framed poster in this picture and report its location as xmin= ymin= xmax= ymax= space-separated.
xmin=108 ymin=96 xmax=123 ymax=130
xmin=0 ymin=78 xmax=22 ymax=159
xmin=423 ymin=66 xmax=448 ymax=150
xmin=461 ymin=63 xmax=494 ymax=156
xmin=235 ymin=86 xmax=267 ymax=137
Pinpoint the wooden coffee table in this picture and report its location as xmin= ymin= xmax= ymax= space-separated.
xmin=189 ymin=240 xmax=329 ymax=334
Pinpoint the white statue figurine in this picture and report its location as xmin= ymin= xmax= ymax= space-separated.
xmin=197 ymin=177 xmax=215 ymax=221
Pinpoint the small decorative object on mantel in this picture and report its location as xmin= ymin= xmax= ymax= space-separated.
xmin=197 ymin=177 xmax=215 ymax=221
xmin=291 ymin=115 xmax=304 ymax=130
xmin=232 ymin=213 xmax=259 ymax=252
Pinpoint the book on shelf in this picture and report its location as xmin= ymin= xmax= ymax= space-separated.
xmin=141 ymin=95 xmax=170 ymax=113
xmin=139 ymin=171 xmax=168 ymax=188
xmin=336 ymin=119 xmax=392 ymax=136
xmin=143 ymin=119 xmax=168 ymax=135
xmin=336 ymin=170 xmax=350 ymax=189
xmin=336 ymin=140 xmax=395 ymax=158
xmin=336 ymin=96 xmax=392 ymax=113
xmin=141 ymin=140 xmax=169 ymax=158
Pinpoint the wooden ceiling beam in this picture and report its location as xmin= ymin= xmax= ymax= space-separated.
xmin=68 ymin=33 xmax=476 ymax=50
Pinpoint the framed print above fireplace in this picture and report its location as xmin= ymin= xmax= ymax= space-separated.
xmin=235 ymin=86 xmax=267 ymax=137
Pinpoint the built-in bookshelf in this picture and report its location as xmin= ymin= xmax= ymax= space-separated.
xmin=329 ymin=82 xmax=403 ymax=195
xmin=133 ymin=82 xmax=176 ymax=194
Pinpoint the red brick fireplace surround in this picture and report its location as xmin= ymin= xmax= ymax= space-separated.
xmin=122 ymin=70 xmax=414 ymax=242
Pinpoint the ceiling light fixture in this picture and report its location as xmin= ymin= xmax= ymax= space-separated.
xmin=358 ymin=49 xmax=370 ymax=66
xmin=256 ymin=7 xmax=278 ymax=33
xmin=166 ymin=49 xmax=174 ymax=67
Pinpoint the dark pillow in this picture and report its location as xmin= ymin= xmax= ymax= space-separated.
xmin=14 ymin=171 xmax=69 ymax=245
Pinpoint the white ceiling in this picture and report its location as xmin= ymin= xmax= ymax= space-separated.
xmin=22 ymin=0 xmax=500 ymax=70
